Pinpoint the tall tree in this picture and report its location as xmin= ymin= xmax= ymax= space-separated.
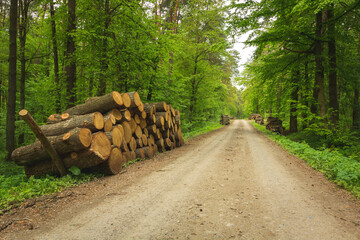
xmin=6 ymin=0 xmax=17 ymax=159
xmin=65 ymin=0 xmax=76 ymax=107
xmin=50 ymin=0 xmax=60 ymax=112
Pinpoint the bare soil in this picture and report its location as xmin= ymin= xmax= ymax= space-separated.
xmin=1 ymin=120 xmax=360 ymax=240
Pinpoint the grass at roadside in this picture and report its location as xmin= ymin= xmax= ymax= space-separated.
xmin=0 ymin=159 xmax=98 ymax=213
xmin=251 ymin=122 xmax=360 ymax=198
xmin=182 ymin=122 xmax=224 ymax=140
xmin=0 ymin=121 xmax=224 ymax=213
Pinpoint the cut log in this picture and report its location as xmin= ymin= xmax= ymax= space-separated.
xmin=156 ymin=112 xmax=169 ymax=122
xmin=40 ymin=112 xmax=104 ymax=136
xmin=162 ymin=129 xmax=170 ymax=139
xmin=140 ymin=118 xmax=147 ymax=129
xmin=24 ymin=131 xmax=111 ymax=177
xmin=104 ymin=112 xmax=116 ymax=132
xmin=146 ymin=114 xmax=156 ymax=124
xmin=141 ymin=134 xmax=148 ymax=146
xmin=121 ymin=121 xmax=132 ymax=143
xmin=147 ymin=125 xmax=157 ymax=135
xmin=175 ymin=109 xmax=180 ymax=116
xmin=175 ymin=115 xmax=181 ymax=125
xmin=120 ymin=139 xmax=129 ymax=152
xmin=141 ymin=111 xmax=146 ymax=119
xmin=134 ymin=125 xmax=142 ymax=139
xmin=128 ymin=137 xmax=137 ymax=151
xmin=144 ymin=103 xmax=154 ymax=116
xmin=121 ymin=93 xmax=131 ymax=108
xmin=12 ymin=127 xmax=92 ymax=166
xmin=120 ymin=109 xmax=131 ymax=121
xmin=130 ymin=151 xmax=137 ymax=161
xmin=135 ymin=148 xmax=146 ymax=160
xmin=18 ymin=110 xmax=66 ymax=176
xmin=169 ymin=105 xmax=176 ymax=117
xmin=136 ymin=138 xmax=143 ymax=148
xmin=46 ymin=113 xmax=70 ymax=124
xmin=96 ymin=147 xmax=124 ymax=175
xmin=134 ymin=114 xmax=141 ymax=124
xmin=105 ymin=127 xmax=122 ymax=148
xmin=143 ymin=128 xmax=149 ymax=137
xmin=164 ymin=138 xmax=173 ymax=150
xmin=129 ymin=118 xmax=137 ymax=134
xmin=154 ymin=102 xmax=167 ymax=112
xmin=156 ymin=138 xmax=164 ymax=149
xmin=116 ymin=124 xmax=124 ymax=137
xmin=109 ymin=109 xmax=122 ymax=121
xmin=155 ymin=116 xmax=164 ymax=128
xmin=64 ymin=91 xmax=123 ymax=115
xmin=143 ymin=146 xmax=154 ymax=159
xmin=127 ymin=92 xmax=142 ymax=107
xmin=123 ymin=151 xmax=131 ymax=163
xmin=152 ymin=144 xmax=158 ymax=153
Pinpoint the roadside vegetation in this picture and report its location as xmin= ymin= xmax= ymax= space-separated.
xmin=252 ymin=122 xmax=360 ymax=198
xmin=0 ymin=121 xmax=224 ymax=213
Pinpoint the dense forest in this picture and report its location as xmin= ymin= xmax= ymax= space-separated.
xmin=230 ymin=0 xmax=360 ymax=161
xmin=0 ymin=0 xmax=241 ymax=159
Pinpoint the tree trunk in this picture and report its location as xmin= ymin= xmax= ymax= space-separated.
xmin=311 ymin=11 xmax=326 ymax=121
xmin=65 ymin=0 xmax=76 ymax=108
xmin=40 ymin=112 xmax=104 ymax=136
xmin=50 ymin=1 xmax=60 ymax=112
xmin=354 ymin=31 xmax=360 ymax=128
xmin=6 ymin=0 xmax=18 ymax=160
xmin=64 ymin=91 xmax=123 ymax=115
xmin=96 ymin=146 xmax=124 ymax=175
xmin=12 ymin=127 xmax=92 ymax=166
xmin=289 ymin=71 xmax=299 ymax=133
xmin=97 ymin=0 xmax=110 ymax=96
xmin=327 ymin=5 xmax=339 ymax=126
xmin=24 ymin=132 xmax=111 ymax=177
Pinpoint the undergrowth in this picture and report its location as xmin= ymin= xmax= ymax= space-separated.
xmin=0 ymin=121 xmax=224 ymax=212
xmin=0 ymin=160 xmax=98 ymax=213
xmin=251 ymin=122 xmax=360 ymax=198
xmin=182 ymin=121 xmax=223 ymax=140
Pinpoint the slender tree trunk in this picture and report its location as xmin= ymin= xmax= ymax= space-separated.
xmin=6 ymin=0 xmax=17 ymax=160
xmin=353 ymin=31 xmax=360 ymax=128
xmin=302 ymin=60 xmax=309 ymax=129
xmin=327 ymin=5 xmax=339 ymax=126
xmin=97 ymin=0 xmax=110 ymax=96
xmin=18 ymin=0 xmax=30 ymax=145
xmin=50 ymin=1 xmax=60 ymax=112
xmin=65 ymin=0 xmax=76 ymax=108
xmin=290 ymin=71 xmax=299 ymax=133
xmin=311 ymin=11 xmax=326 ymax=121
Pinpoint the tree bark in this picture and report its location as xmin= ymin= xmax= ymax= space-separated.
xmin=65 ymin=0 xmax=76 ymax=108
xmin=12 ymin=127 xmax=92 ymax=166
xmin=327 ymin=5 xmax=339 ymax=126
xmin=50 ymin=1 xmax=60 ymax=112
xmin=6 ymin=0 xmax=18 ymax=160
xmin=19 ymin=110 xmax=67 ymax=176
xmin=311 ymin=11 xmax=326 ymax=121
xmin=40 ymin=112 xmax=104 ymax=136
xmin=64 ymin=91 xmax=123 ymax=115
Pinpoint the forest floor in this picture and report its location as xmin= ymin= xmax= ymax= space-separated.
xmin=1 ymin=120 xmax=360 ymax=240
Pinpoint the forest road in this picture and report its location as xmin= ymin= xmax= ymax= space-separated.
xmin=7 ymin=120 xmax=360 ymax=240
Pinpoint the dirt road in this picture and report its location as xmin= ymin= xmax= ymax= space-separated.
xmin=4 ymin=120 xmax=360 ymax=239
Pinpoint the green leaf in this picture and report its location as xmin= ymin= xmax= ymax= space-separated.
xmin=68 ymin=166 xmax=81 ymax=176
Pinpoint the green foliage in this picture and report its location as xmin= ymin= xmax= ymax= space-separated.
xmin=68 ymin=166 xmax=81 ymax=176
xmin=182 ymin=121 xmax=223 ymax=140
xmin=252 ymin=122 xmax=360 ymax=198
xmin=0 ymin=161 xmax=97 ymax=212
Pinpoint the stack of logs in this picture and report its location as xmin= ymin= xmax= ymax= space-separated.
xmin=11 ymin=91 xmax=184 ymax=177
xmin=220 ymin=115 xmax=230 ymax=125
xmin=266 ymin=117 xmax=285 ymax=135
